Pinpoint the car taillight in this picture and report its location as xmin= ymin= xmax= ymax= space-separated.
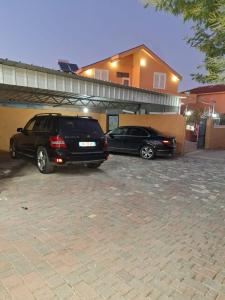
xmin=162 ymin=140 xmax=170 ymax=144
xmin=104 ymin=138 xmax=108 ymax=151
xmin=49 ymin=136 xmax=67 ymax=149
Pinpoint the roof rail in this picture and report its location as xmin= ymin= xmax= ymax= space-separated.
xmin=78 ymin=115 xmax=93 ymax=119
xmin=35 ymin=113 xmax=62 ymax=117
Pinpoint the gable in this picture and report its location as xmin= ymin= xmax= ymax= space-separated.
xmin=77 ymin=44 xmax=182 ymax=80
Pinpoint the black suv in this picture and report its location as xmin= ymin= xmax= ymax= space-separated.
xmin=106 ymin=126 xmax=176 ymax=159
xmin=10 ymin=113 xmax=108 ymax=173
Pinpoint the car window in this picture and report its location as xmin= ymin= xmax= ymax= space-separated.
xmin=147 ymin=128 xmax=158 ymax=136
xmin=59 ymin=118 xmax=103 ymax=137
xmin=111 ymin=127 xmax=127 ymax=135
xmin=33 ymin=117 xmax=49 ymax=132
xmin=128 ymin=128 xmax=148 ymax=137
xmin=46 ymin=117 xmax=54 ymax=132
xmin=24 ymin=119 xmax=36 ymax=131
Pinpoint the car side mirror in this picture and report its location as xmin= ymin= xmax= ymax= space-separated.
xmin=17 ymin=128 xmax=23 ymax=133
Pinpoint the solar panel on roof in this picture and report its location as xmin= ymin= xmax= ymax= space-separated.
xmin=58 ymin=62 xmax=70 ymax=73
xmin=58 ymin=61 xmax=78 ymax=73
xmin=68 ymin=63 xmax=78 ymax=72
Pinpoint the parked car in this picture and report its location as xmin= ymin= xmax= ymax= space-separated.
xmin=10 ymin=113 xmax=108 ymax=173
xmin=106 ymin=126 xmax=176 ymax=159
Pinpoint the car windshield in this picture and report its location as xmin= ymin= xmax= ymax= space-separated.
xmin=59 ymin=118 xmax=103 ymax=137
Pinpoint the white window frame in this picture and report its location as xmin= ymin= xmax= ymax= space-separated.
xmin=94 ymin=69 xmax=109 ymax=81
xmin=153 ymin=72 xmax=166 ymax=89
xmin=122 ymin=78 xmax=130 ymax=86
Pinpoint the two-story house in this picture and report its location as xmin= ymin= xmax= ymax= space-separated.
xmin=76 ymin=44 xmax=182 ymax=95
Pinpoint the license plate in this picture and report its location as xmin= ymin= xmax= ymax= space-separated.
xmin=79 ymin=141 xmax=96 ymax=147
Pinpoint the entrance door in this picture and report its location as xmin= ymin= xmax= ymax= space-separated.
xmin=107 ymin=115 xmax=119 ymax=132
xmin=197 ymin=118 xmax=207 ymax=149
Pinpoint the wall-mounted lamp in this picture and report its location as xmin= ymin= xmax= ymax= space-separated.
xmin=83 ymin=107 xmax=89 ymax=113
xmin=85 ymin=69 xmax=92 ymax=76
xmin=172 ymin=75 xmax=179 ymax=82
xmin=185 ymin=110 xmax=192 ymax=116
xmin=140 ymin=58 xmax=146 ymax=67
xmin=212 ymin=113 xmax=219 ymax=119
xmin=111 ymin=61 xmax=118 ymax=68
xmin=122 ymin=109 xmax=135 ymax=114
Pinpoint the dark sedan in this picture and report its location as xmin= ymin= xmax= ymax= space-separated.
xmin=106 ymin=126 xmax=176 ymax=159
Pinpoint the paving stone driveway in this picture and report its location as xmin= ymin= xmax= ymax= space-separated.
xmin=0 ymin=151 xmax=225 ymax=300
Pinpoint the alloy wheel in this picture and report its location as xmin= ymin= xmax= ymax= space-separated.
xmin=140 ymin=146 xmax=154 ymax=159
xmin=10 ymin=143 xmax=17 ymax=158
xmin=37 ymin=150 xmax=46 ymax=171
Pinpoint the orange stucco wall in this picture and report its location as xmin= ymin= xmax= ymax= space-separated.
xmin=205 ymin=118 xmax=225 ymax=149
xmin=0 ymin=106 xmax=106 ymax=152
xmin=80 ymin=55 xmax=134 ymax=86
xmin=119 ymin=114 xmax=186 ymax=154
xmin=79 ymin=49 xmax=180 ymax=94
xmin=197 ymin=93 xmax=225 ymax=114
xmin=138 ymin=49 xmax=179 ymax=94
xmin=132 ymin=52 xmax=141 ymax=88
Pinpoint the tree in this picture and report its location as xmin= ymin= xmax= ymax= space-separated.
xmin=140 ymin=0 xmax=225 ymax=83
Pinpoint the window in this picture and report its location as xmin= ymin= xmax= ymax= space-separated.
xmin=59 ymin=118 xmax=103 ymax=137
xmin=107 ymin=115 xmax=119 ymax=131
xmin=122 ymin=78 xmax=130 ymax=86
xmin=24 ymin=119 xmax=36 ymax=131
xmin=94 ymin=69 xmax=109 ymax=81
xmin=128 ymin=128 xmax=148 ymax=137
xmin=111 ymin=127 xmax=127 ymax=135
xmin=33 ymin=117 xmax=49 ymax=132
xmin=117 ymin=72 xmax=129 ymax=78
xmin=147 ymin=128 xmax=158 ymax=136
xmin=153 ymin=72 xmax=166 ymax=89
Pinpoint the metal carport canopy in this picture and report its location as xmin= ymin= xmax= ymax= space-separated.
xmin=0 ymin=59 xmax=180 ymax=109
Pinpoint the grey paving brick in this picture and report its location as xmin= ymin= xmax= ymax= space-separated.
xmin=1 ymin=152 xmax=225 ymax=299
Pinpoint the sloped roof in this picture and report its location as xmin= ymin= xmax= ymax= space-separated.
xmin=185 ymin=84 xmax=225 ymax=94
xmin=76 ymin=44 xmax=182 ymax=79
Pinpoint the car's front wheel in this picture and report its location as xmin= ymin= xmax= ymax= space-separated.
xmin=37 ymin=147 xmax=54 ymax=174
xmin=9 ymin=141 xmax=20 ymax=159
xmin=140 ymin=145 xmax=155 ymax=160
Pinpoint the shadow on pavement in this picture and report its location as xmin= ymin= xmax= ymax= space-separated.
xmin=109 ymin=152 xmax=177 ymax=160
xmin=0 ymin=151 xmax=27 ymax=180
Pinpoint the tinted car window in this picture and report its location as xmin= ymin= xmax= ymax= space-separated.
xmin=111 ymin=127 xmax=128 ymax=135
xmin=128 ymin=128 xmax=148 ymax=137
xmin=33 ymin=117 xmax=49 ymax=132
xmin=59 ymin=118 xmax=103 ymax=137
xmin=24 ymin=119 xmax=36 ymax=131
xmin=146 ymin=127 xmax=158 ymax=136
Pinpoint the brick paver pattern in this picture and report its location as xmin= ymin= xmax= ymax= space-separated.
xmin=0 ymin=153 xmax=225 ymax=299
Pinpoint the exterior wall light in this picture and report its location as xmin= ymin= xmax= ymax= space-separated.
xmin=111 ymin=61 xmax=118 ymax=68
xmin=172 ymin=75 xmax=179 ymax=82
xmin=85 ymin=69 xmax=92 ymax=76
xmin=185 ymin=110 xmax=192 ymax=116
xmin=140 ymin=58 xmax=146 ymax=67
xmin=212 ymin=113 xmax=219 ymax=119
xmin=83 ymin=107 xmax=89 ymax=113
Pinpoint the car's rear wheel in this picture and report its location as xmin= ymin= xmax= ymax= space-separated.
xmin=86 ymin=162 xmax=102 ymax=169
xmin=37 ymin=147 xmax=54 ymax=174
xmin=140 ymin=145 xmax=155 ymax=160
xmin=9 ymin=141 xmax=20 ymax=159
